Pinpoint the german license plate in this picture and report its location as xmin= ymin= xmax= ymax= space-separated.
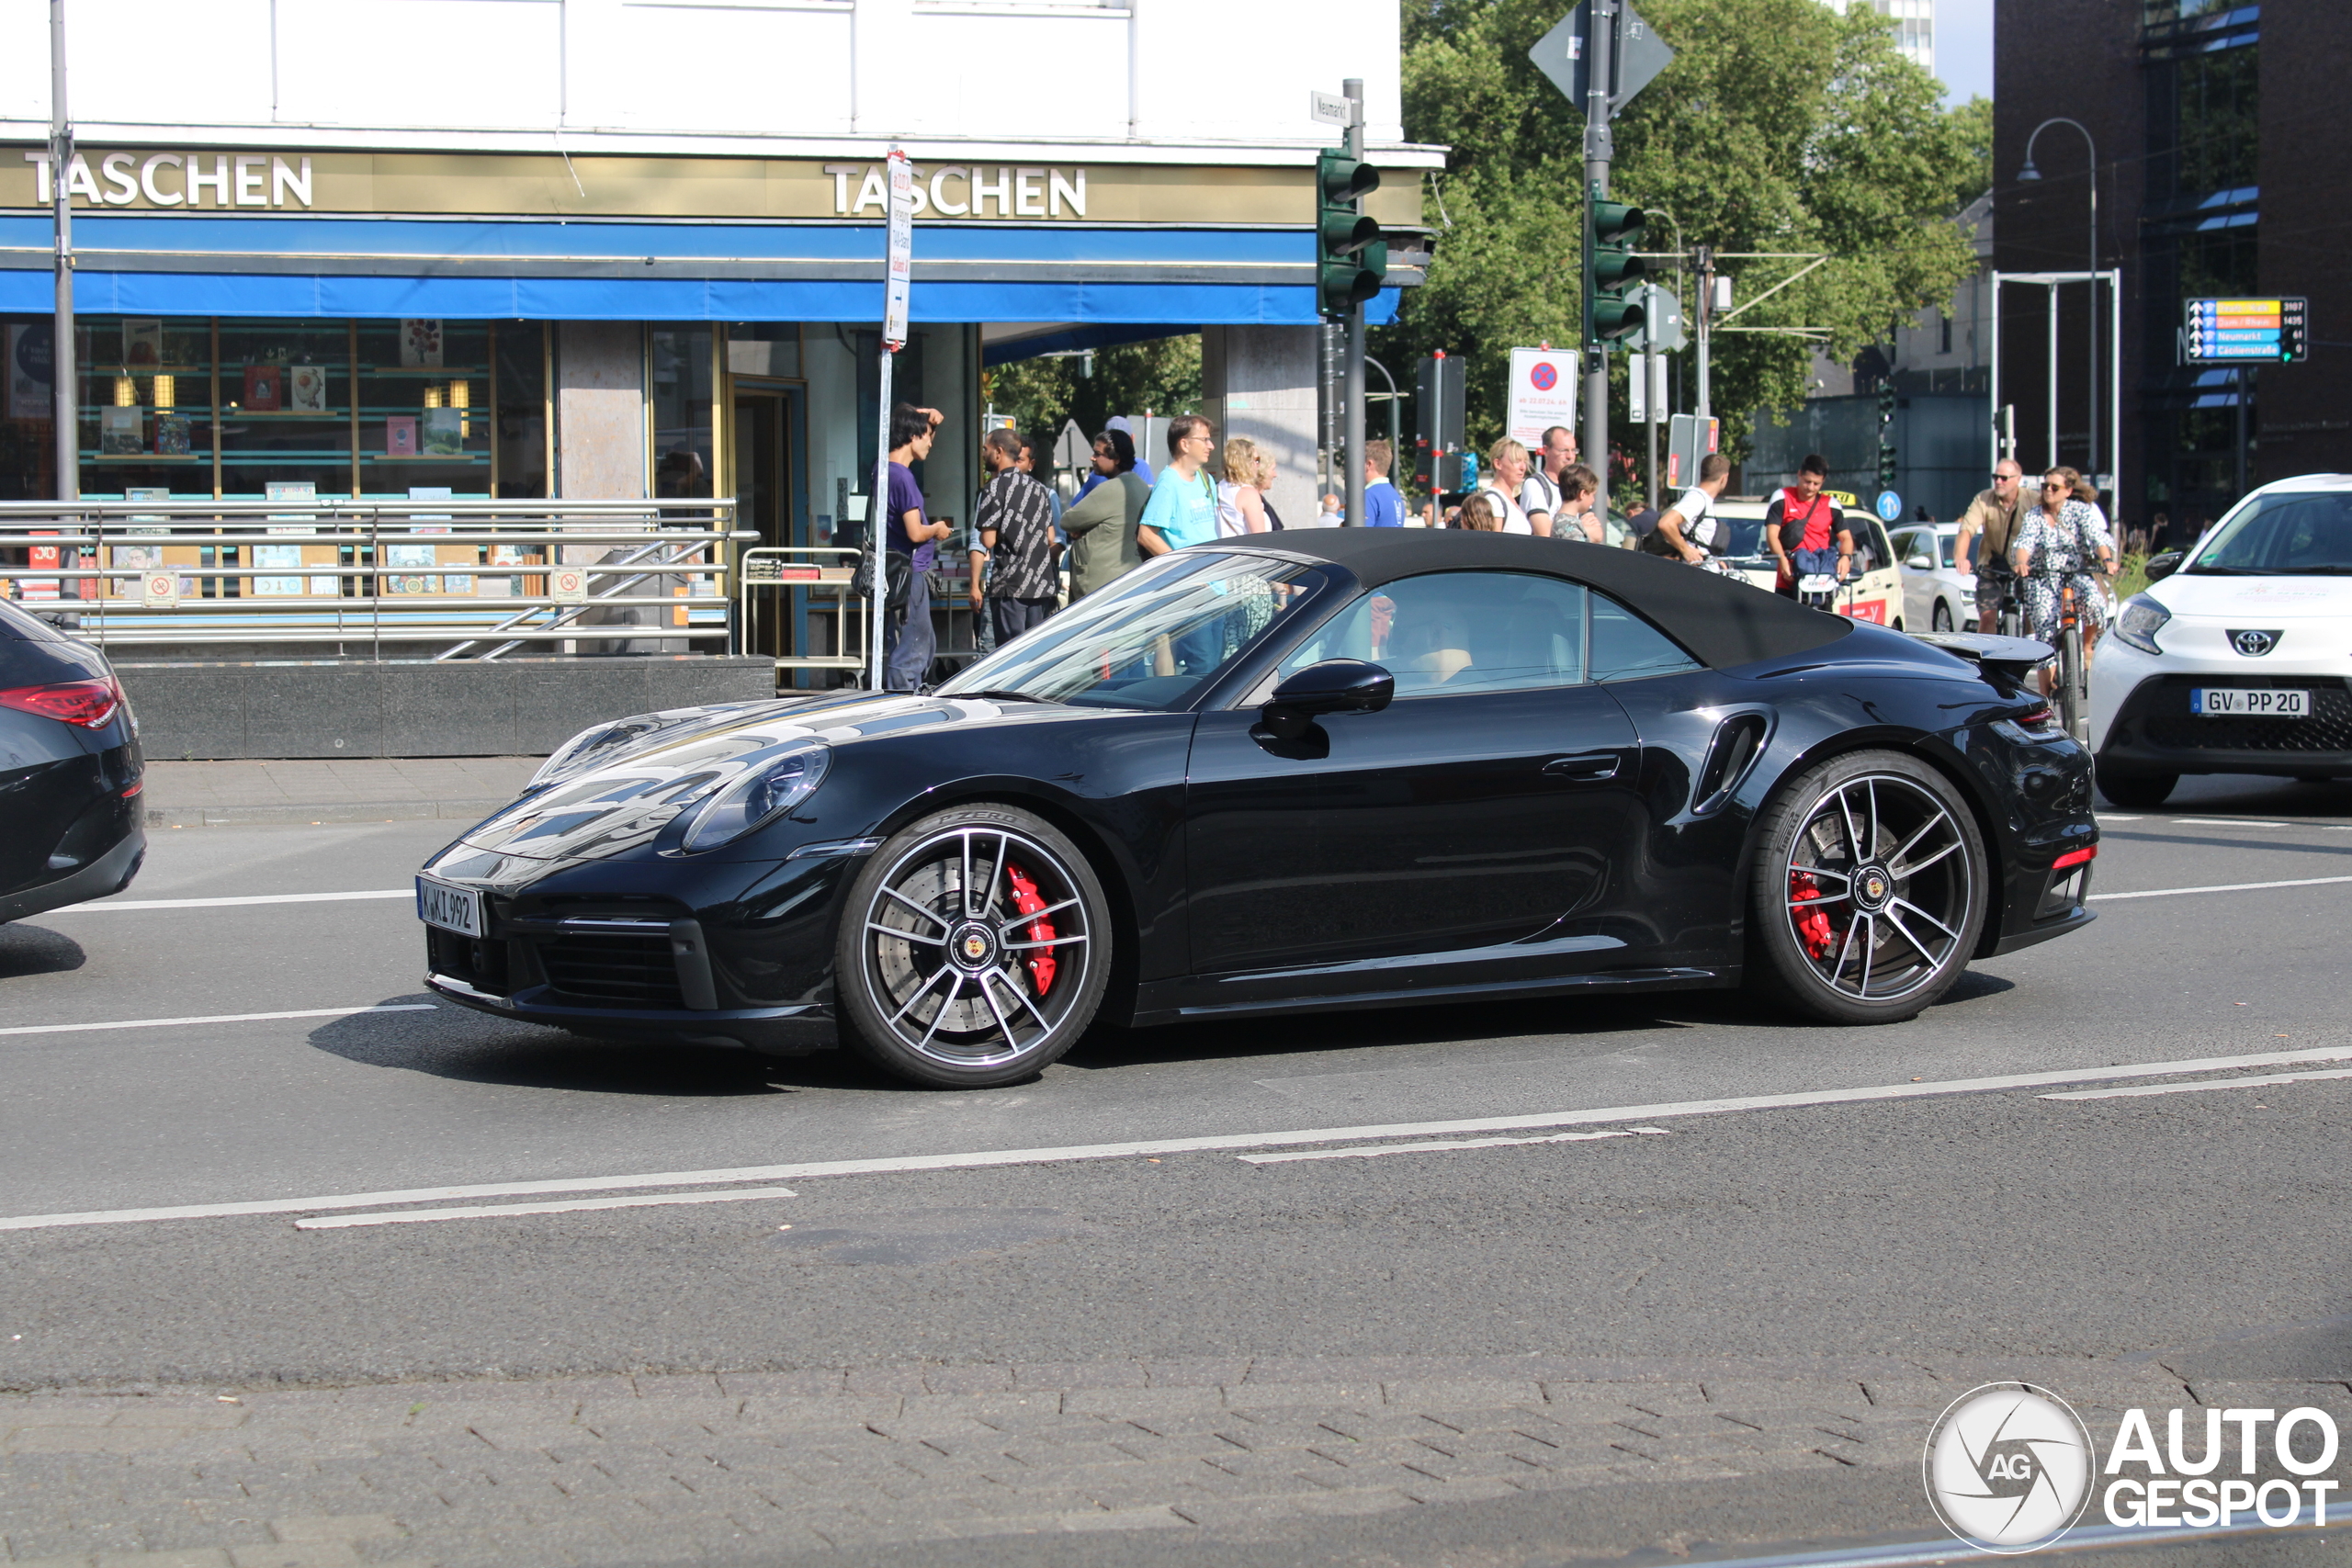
xmin=2191 ymin=687 xmax=2308 ymax=717
xmin=415 ymin=875 xmax=483 ymax=937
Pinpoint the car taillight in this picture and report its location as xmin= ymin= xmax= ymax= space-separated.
xmin=0 ymin=676 xmax=121 ymax=729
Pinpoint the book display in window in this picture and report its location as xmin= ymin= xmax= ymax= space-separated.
xmin=385 ymin=416 xmax=418 ymax=457
xmin=100 ymin=406 xmax=142 ymax=455
xmin=122 ymin=319 xmax=164 ymax=368
xmin=154 ymin=412 xmax=191 ymax=456
xmin=288 ymin=363 xmax=329 ymax=413
xmin=243 ymin=364 xmax=283 ymax=412
xmin=400 ymin=320 xmax=444 ymax=368
xmin=421 ymin=409 xmax=464 ymax=457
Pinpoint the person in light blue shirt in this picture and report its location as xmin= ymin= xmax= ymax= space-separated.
xmin=1362 ymin=439 xmax=1404 ymax=527
xmin=1136 ymin=415 xmax=1221 ymax=553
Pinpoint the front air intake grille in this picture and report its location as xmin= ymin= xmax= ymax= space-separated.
xmin=536 ymin=931 xmax=684 ymax=1010
xmin=2129 ymin=675 xmax=2352 ymax=754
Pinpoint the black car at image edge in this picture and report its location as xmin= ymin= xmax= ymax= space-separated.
xmin=415 ymin=530 xmax=2099 ymax=1088
xmin=0 ymin=600 xmax=145 ymax=924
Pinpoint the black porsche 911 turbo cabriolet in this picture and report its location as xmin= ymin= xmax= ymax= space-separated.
xmin=417 ymin=529 xmax=2097 ymax=1088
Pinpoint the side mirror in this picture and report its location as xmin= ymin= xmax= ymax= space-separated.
xmin=2144 ymin=550 xmax=2184 ymax=582
xmin=1261 ymin=659 xmax=1394 ymax=739
xmin=1906 ymin=553 xmax=1934 ymax=571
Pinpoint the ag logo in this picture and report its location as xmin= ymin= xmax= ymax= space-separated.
xmin=1923 ymin=1383 xmax=2094 ymax=1553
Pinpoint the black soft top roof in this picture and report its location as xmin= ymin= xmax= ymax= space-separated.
xmin=1234 ymin=529 xmax=1852 ymax=671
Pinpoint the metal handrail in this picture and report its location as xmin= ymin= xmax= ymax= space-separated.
xmin=0 ymin=497 xmax=746 ymax=661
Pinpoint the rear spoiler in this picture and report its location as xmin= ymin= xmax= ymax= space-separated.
xmin=1910 ymin=631 xmax=2052 ymax=685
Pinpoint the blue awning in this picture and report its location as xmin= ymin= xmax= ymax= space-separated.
xmin=0 ymin=214 xmax=1404 ymax=325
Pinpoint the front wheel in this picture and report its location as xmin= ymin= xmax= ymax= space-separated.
xmin=1747 ymin=751 xmax=1990 ymax=1024
xmin=835 ymin=804 xmax=1114 ymax=1089
xmin=1932 ymin=600 xmax=1954 ymax=633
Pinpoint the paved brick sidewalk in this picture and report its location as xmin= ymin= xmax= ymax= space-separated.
xmin=7 ymin=1356 xmax=2339 ymax=1566
xmin=141 ymin=759 xmax=541 ymax=828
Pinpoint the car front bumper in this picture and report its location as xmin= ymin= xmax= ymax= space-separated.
xmin=2092 ymin=641 xmax=2352 ymax=777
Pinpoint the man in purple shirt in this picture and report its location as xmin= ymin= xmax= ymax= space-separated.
xmin=883 ymin=403 xmax=951 ymax=691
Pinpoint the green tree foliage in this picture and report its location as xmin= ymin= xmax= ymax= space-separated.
xmin=1381 ymin=0 xmax=1990 ymax=469
xmin=981 ymin=335 xmax=1204 ymax=456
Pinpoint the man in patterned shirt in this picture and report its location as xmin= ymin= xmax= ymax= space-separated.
xmin=972 ymin=426 xmax=1059 ymax=648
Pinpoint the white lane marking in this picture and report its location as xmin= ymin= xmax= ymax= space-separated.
xmin=2043 ymin=1066 xmax=2352 ymax=1101
xmin=0 ymin=1004 xmax=435 ymax=1039
xmin=2170 ymin=818 xmax=2290 ymax=829
xmin=10 ymin=1043 xmax=2352 ymax=1234
xmin=51 ymin=889 xmax=413 ymax=914
xmin=1239 ymin=1127 xmax=1671 ymax=1164
xmin=293 ymin=1187 xmax=798 ymax=1230
xmin=2091 ymin=874 xmax=2352 ymax=901
xmin=2097 ymin=815 xmax=2143 ymax=821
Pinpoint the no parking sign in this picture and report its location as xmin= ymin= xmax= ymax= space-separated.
xmin=1507 ymin=347 xmax=1579 ymax=448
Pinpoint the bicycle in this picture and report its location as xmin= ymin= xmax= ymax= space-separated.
xmin=2053 ymin=580 xmax=2088 ymax=743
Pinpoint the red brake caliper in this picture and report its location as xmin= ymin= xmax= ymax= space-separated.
xmin=1004 ymin=863 xmax=1057 ymax=995
xmin=1788 ymin=870 xmax=1838 ymax=959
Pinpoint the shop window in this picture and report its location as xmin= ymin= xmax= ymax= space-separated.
xmin=217 ymin=318 xmax=355 ymax=499
xmin=496 ymin=324 xmax=549 ymax=499
xmin=651 ymin=327 xmax=717 ymax=498
xmin=354 ymin=319 xmax=492 ymax=498
xmin=73 ymin=316 xmax=218 ymax=500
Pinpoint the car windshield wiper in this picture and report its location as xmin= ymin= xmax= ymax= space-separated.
xmin=960 ymin=689 xmax=1052 ymax=704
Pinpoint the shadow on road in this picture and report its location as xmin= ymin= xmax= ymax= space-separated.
xmin=0 ymin=923 xmax=85 ymax=979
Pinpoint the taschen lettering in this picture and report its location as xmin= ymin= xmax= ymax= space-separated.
xmin=19 ymin=150 xmax=312 ymax=209
xmin=828 ymin=163 xmax=1085 ymax=219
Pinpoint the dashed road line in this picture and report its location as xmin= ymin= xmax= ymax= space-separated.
xmin=2092 ymin=874 xmax=2352 ymax=901
xmin=50 ymin=888 xmax=413 ymax=913
xmin=294 ymin=1186 xmax=799 ymax=1229
xmin=2042 ymin=1066 xmax=2352 ymax=1101
xmin=2170 ymin=818 xmax=2290 ymax=829
xmin=0 ymin=1003 xmax=435 ymax=1039
xmin=6 ymin=1043 xmax=2352 ymax=1234
xmin=1238 ymin=1127 xmax=1670 ymax=1164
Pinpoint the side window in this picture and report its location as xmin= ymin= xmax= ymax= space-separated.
xmin=1589 ymin=592 xmax=1702 ymax=682
xmin=1279 ymin=570 xmax=1589 ymax=697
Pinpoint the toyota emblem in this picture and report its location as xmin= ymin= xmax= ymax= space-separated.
xmin=2230 ymin=628 xmax=2279 ymax=657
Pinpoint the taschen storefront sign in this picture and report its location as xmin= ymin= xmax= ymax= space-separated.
xmin=4 ymin=148 xmax=1423 ymax=230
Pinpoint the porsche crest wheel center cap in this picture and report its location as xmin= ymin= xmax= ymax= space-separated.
xmin=1853 ymin=863 xmax=1894 ymax=910
xmin=951 ymin=922 xmax=999 ymax=971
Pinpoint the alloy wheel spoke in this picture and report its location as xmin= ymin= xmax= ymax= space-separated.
xmin=1001 ymin=932 xmax=1088 ymax=951
xmin=1000 ymin=895 xmax=1081 ymax=934
xmin=990 ymin=966 xmax=1054 ymax=1032
xmin=1857 ymin=913 xmax=1876 ymax=998
xmin=1889 ymin=811 xmax=1945 ymax=868
xmin=1790 ymin=863 xmax=1852 ymax=885
xmin=1881 ymin=907 xmax=1940 ymax=964
xmin=1787 ymin=891 xmax=1845 ymax=909
xmin=1835 ymin=786 xmax=1864 ymax=863
xmin=866 ymin=920 xmax=943 ymax=945
xmin=915 ymin=972 xmax=964 ymax=1049
xmin=1865 ymin=779 xmax=1882 ymax=859
xmin=880 ymin=886 xmax=950 ymax=929
xmin=1891 ymin=895 xmax=1960 ymax=941
xmin=989 ymin=831 xmax=1013 ymax=921
xmin=885 ymin=964 xmax=954 ymax=1030
xmin=960 ymin=830 xmax=977 ymax=918
xmin=1829 ymin=915 xmax=1860 ymax=988
xmin=1892 ymin=838 xmax=1960 ymax=878
xmin=976 ymin=970 xmax=1021 ymax=1051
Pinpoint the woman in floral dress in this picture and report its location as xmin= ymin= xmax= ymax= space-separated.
xmin=2009 ymin=465 xmax=2120 ymax=684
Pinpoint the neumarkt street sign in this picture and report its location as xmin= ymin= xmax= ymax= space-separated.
xmin=1530 ymin=0 xmax=1675 ymax=117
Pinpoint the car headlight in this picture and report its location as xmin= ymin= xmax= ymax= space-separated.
xmin=2112 ymin=594 xmax=2170 ymax=655
xmin=678 ymin=744 xmax=831 ymax=852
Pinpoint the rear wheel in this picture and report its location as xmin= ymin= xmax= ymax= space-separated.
xmin=1932 ymin=600 xmax=1954 ymax=633
xmin=2097 ymin=766 xmax=2177 ymax=809
xmin=835 ymin=804 xmax=1113 ymax=1089
xmin=1747 ymin=751 xmax=1989 ymax=1024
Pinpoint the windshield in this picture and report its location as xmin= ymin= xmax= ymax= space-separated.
xmin=937 ymin=550 xmax=1330 ymax=710
xmin=1718 ymin=515 xmax=1771 ymax=557
xmin=2188 ymin=491 xmax=2352 ymax=574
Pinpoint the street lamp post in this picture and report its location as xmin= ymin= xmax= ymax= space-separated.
xmin=2018 ymin=118 xmax=2099 ymax=488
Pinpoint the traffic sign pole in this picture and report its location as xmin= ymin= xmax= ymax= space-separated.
xmin=1343 ymin=79 xmax=1366 ymax=530
xmin=870 ymin=146 xmax=912 ymax=693
xmin=1582 ymin=0 xmax=1616 ymax=510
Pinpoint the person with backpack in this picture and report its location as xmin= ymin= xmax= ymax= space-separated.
xmin=1643 ymin=453 xmax=1734 ymax=562
xmin=1764 ymin=454 xmax=1855 ymax=599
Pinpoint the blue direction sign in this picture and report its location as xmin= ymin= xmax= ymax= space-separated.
xmin=1875 ymin=491 xmax=1903 ymax=523
xmin=2183 ymin=297 xmax=2309 ymax=364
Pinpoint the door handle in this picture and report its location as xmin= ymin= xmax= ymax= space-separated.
xmin=1544 ymin=751 xmax=1622 ymax=783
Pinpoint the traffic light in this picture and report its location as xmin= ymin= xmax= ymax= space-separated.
xmin=1877 ymin=386 xmax=1898 ymax=488
xmin=1316 ymin=150 xmax=1387 ymax=319
xmin=1587 ymin=197 xmax=1647 ymax=343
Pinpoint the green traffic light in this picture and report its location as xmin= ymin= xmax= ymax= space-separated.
xmin=1318 ymin=153 xmax=1381 ymax=206
xmin=1315 ymin=150 xmax=1387 ymax=319
xmin=1319 ymin=209 xmax=1382 ymax=256
xmin=1591 ymin=200 xmax=1646 ymax=244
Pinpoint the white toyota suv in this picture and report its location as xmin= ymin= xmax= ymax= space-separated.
xmin=2089 ymin=474 xmax=2352 ymax=807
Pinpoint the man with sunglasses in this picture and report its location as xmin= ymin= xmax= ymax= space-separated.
xmin=1955 ymin=460 xmax=2026 ymax=634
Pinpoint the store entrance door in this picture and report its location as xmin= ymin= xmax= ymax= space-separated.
xmin=731 ymin=386 xmax=803 ymax=663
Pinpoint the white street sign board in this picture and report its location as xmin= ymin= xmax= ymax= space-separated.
xmin=138 ymin=569 xmax=177 ymax=607
xmin=1310 ymin=91 xmax=1352 ymax=129
xmin=883 ymin=149 xmax=914 ymax=349
xmin=1507 ymin=347 xmax=1580 ymax=448
xmin=1630 ymin=353 xmax=1668 ymax=424
xmin=550 ymin=566 xmax=587 ymax=604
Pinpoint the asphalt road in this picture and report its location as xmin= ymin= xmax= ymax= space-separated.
xmin=1 ymin=772 xmax=2346 ymax=1568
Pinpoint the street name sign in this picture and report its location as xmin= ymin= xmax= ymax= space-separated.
xmin=1309 ymin=91 xmax=1351 ymax=129
xmin=1530 ymin=0 xmax=1674 ymax=116
xmin=883 ymin=149 xmax=914 ymax=349
xmin=2182 ymin=297 xmax=2307 ymax=364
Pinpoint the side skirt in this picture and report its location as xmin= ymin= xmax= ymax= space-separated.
xmin=1128 ymin=965 xmax=1735 ymax=1028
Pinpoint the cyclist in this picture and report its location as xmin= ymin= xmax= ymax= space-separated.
xmin=2009 ymin=464 xmax=2118 ymax=693
xmin=1764 ymin=454 xmax=1855 ymax=600
xmin=1642 ymin=453 xmax=1736 ymax=563
xmin=1956 ymin=459 xmax=2028 ymax=634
